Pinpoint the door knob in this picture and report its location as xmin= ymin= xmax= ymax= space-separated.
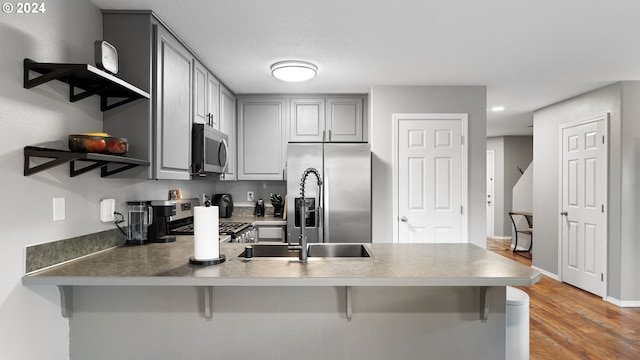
xmin=401 ymin=216 xmax=408 ymax=222
xmin=560 ymin=211 xmax=568 ymax=216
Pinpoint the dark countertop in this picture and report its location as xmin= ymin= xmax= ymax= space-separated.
xmin=22 ymin=237 xmax=541 ymax=288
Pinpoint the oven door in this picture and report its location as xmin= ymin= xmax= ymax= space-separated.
xmin=192 ymin=124 xmax=229 ymax=174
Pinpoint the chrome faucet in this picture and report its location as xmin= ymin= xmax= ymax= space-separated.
xmin=294 ymin=167 xmax=322 ymax=262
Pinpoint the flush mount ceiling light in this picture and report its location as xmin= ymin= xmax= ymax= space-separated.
xmin=491 ymin=106 xmax=505 ymax=112
xmin=271 ymin=60 xmax=317 ymax=82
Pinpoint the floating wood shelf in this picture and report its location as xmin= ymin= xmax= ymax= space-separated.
xmin=23 ymin=58 xmax=150 ymax=111
xmin=24 ymin=146 xmax=149 ymax=177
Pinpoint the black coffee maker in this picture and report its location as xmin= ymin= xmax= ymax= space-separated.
xmin=148 ymin=200 xmax=177 ymax=243
xmin=254 ymin=199 xmax=265 ymax=217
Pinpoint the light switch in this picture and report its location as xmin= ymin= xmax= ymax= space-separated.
xmin=53 ymin=197 xmax=65 ymax=221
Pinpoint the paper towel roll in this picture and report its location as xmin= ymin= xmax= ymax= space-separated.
xmin=193 ymin=205 xmax=220 ymax=260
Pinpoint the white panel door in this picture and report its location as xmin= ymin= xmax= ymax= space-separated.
xmin=560 ymin=114 xmax=607 ymax=297
xmin=486 ymin=150 xmax=495 ymax=237
xmin=397 ymin=115 xmax=465 ymax=243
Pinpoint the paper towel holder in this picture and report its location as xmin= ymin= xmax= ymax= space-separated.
xmin=189 ymin=254 xmax=226 ymax=266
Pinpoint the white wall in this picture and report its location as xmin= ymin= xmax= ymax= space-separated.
xmin=369 ymin=86 xmax=487 ymax=246
xmin=0 ymin=2 xmax=218 ymax=358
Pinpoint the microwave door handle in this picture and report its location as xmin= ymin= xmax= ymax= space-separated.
xmin=220 ymin=138 xmax=230 ymax=173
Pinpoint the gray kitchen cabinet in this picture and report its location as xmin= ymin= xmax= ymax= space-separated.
xmin=102 ymin=11 xmax=193 ymax=180
xmin=219 ymin=85 xmax=236 ymax=180
xmin=288 ymin=96 xmax=364 ymax=142
xmin=194 ymin=60 xmax=220 ymax=130
xmin=237 ymin=97 xmax=286 ymax=180
xmin=326 ymin=97 xmax=364 ymax=142
xmin=289 ymin=98 xmax=326 ymax=142
xmin=155 ymin=26 xmax=193 ymax=179
xmin=207 ymin=72 xmax=221 ymax=129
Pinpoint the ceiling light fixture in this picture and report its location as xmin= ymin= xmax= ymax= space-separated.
xmin=491 ymin=106 xmax=505 ymax=112
xmin=271 ymin=60 xmax=317 ymax=82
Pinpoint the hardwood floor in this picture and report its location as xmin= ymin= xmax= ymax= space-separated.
xmin=488 ymin=238 xmax=640 ymax=359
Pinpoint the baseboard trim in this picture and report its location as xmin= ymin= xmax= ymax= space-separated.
xmin=532 ymin=266 xmax=559 ymax=281
xmin=489 ymin=236 xmax=512 ymax=240
xmin=606 ymin=297 xmax=640 ymax=308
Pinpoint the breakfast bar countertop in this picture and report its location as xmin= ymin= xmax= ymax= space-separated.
xmin=22 ymin=237 xmax=541 ymax=288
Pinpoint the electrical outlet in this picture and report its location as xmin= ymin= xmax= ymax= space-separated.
xmin=247 ymin=191 xmax=254 ymax=202
xmin=100 ymin=199 xmax=116 ymax=222
xmin=53 ymin=197 xmax=65 ymax=221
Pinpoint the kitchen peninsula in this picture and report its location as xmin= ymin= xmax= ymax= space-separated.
xmin=23 ymin=238 xmax=539 ymax=360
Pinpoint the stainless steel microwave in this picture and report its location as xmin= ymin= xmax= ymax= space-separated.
xmin=192 ymin=124 xmax=229 ymax=175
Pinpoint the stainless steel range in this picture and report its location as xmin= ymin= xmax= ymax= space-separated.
xmin=166 ymin=199 xmax=253 ymax=242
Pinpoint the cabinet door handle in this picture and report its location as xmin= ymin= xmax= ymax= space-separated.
xmin=328 ymin=129 xmax=332 ymax=141
xmin=322 ymin=130 xmax=326 ymax=142
xmin=560 ymin=211 xmax=568 ymax=216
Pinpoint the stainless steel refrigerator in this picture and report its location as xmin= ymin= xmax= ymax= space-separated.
xmin=286 ymin=143 xmax=371 ymax=243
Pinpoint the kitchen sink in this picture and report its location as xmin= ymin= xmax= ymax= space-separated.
xmin=238 ymin=244 xmax=298 ymax=258
xmin=237 ymin=244 xmax=371 ymax=259
xmin=307 ymin=244 xmax=371 ymax=258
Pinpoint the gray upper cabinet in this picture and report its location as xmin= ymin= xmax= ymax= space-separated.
xmin=194 ymin=59 xmax=220 ymax=130
xmin=102 ymin=11 xmax=193 ymax=180
xmin=326 ymin=97 xmax=363 ymax=142
xmin=155 ymin=25 xmax=192 ymax=179
xmin=207 ymin=72 xmax=220 ymax=130
xmin=237 ymin=97 xmax=286 ymax=180
xmin=289 ymin=98 xmax=326 ymax=142
xmin=219 ymin=85 xmax=236 ymax=180
xmin=288 ymin=96 xmax=364 ymax=142
xmin=193 ymin=61 xmax=208 ymax=126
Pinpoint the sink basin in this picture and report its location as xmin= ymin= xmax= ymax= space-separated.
xmin=238 ymin=244 xmax=298 ymax=258
xmin=307 ymin=244 xmax=371 ymax=258
xmin=237 ymin=244 xmax=371 ymax=259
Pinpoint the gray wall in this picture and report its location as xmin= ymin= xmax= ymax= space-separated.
xmin=70 ymin=285 xmax=508 ymax=360
xmin=0 ymin=2 xmax=218 ymax=358
xmin=620 ymin=82 xmax=640 ymax=301
xmin=369 ymin=86 xmax=487 ymax=247
xmin=216 ymin=180 xmax=286 ymax=207
xmin=532 ymin=83 xmax=630 ymax=301
xmin=486 ymin=136 xmax=533 ymax=237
